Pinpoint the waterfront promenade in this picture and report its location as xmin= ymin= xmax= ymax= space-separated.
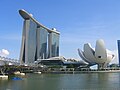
xmin=42 ymin=69 xmax=120 ymax=74
xmin=1 ymin=63 xmax=120 ymax=75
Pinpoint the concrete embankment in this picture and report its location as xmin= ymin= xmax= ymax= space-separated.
xmin=42 ymin=70 xmax=120 ymax=74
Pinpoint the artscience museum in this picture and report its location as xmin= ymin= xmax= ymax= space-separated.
xmin=78 ymin=39 xmax=115 ymax=69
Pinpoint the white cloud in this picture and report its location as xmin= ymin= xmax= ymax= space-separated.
xmin=0 ymin=49 xmax=10 ymax=57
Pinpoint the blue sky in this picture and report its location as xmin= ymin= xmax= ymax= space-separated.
xmin=0 ymin=0 xmax=120 ymax=63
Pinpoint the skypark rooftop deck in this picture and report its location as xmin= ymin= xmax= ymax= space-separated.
xmin=19 ymin=9 xmax=60 ymax=34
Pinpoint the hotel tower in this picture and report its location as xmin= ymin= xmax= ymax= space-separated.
xmin=19 ymin=9 xmax=60 ymax=64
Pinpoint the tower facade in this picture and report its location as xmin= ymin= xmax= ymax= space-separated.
xmin=20 ymin=19 xmax=37 ymax=64
xmin=117 ymin=40 xmax=120 ymax=66
xmin=48 ymin=32 xmax=59 ymax=58
xmin=36 ymin=27 xmax=48 ymax=59
xmin=19 ymin=9 xmax=60 ymax=64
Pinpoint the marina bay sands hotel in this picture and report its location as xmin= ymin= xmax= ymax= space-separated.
xmin=19 ymin=10 xmax=60 ymax=64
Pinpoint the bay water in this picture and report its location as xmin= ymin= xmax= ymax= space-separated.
xmin=0 ymin=73 xmax=120 ymax=90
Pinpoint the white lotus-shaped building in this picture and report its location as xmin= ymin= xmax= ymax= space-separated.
xmin=78 ymin=39 xmax=115 ymax=69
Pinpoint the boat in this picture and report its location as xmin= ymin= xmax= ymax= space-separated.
xmin=14 ymin=71 xmax=25 ymax=76
xmin=0 ymin=69 xmax=8 ymax=80
xmin=12 ymin=77 xmax=22 ymax=80
xmin=0 ymin=75 xmax=8 ymax=80
xmin=34 ymin=71 xmax=41 ymax=74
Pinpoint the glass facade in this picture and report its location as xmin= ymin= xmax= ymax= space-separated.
xmin=37 ymin=27 xmax=48 ymax=59
xmin=48 ymin=32 xmax=59 ymax=58
xmin=20 ymin=19 xmax=37 ymax=64
xmin=26 ymin=19 xmax=37 ymax=63
xmin=117 ymin=40 xmax=120 ymax=66
xmin=19 ymin=20 xmax=26 ymax=64
xmin=19 ymin=10 xmax=60 ymax=64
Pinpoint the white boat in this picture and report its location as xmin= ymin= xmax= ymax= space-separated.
xmin=34 ymin=71 xmax=41 ymax=74
xmin=14 ymin=71 xmax=25 ymax=76
xmin=0 ymin=75 xmax=8 ymax=80
xmin=0 ymin=69 xmax=8 ymax=80
xmin=20 ymin=73 xmax=25 ymax=76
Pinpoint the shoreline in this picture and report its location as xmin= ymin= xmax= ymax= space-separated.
xmin=42 ymin=70 xmax=120 ymax=74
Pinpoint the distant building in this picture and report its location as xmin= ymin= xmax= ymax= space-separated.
xmin=38 ymin=56 xmax=88 ymax=67
xmin=19 ymin=9 xmax=60 ymax=64
xmin=117 ymin=40 xmax=120 ymax=66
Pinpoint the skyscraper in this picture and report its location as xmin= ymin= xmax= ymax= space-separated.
xmin=36 ymin=27 xmax=48 ymax=59
xmin=48 ymin=32 xmax=59 ymax=58
xmin=117 ymin=40 xmax=120 ymax=66
xmin=20 ymin=19 xmax=37 ymax=64
xmin=19 ymin=9 xmax=60 ymax=64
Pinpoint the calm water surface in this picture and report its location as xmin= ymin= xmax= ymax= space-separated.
xmin=0 ymin=73 xmax=120 ymax=90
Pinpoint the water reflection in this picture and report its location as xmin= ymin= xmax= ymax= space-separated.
xmin=0 ymin=73 xmax=120 ymax=90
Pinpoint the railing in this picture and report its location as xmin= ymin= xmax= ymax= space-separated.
xmin=0 ymin=56 xmax=20 ymax=65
